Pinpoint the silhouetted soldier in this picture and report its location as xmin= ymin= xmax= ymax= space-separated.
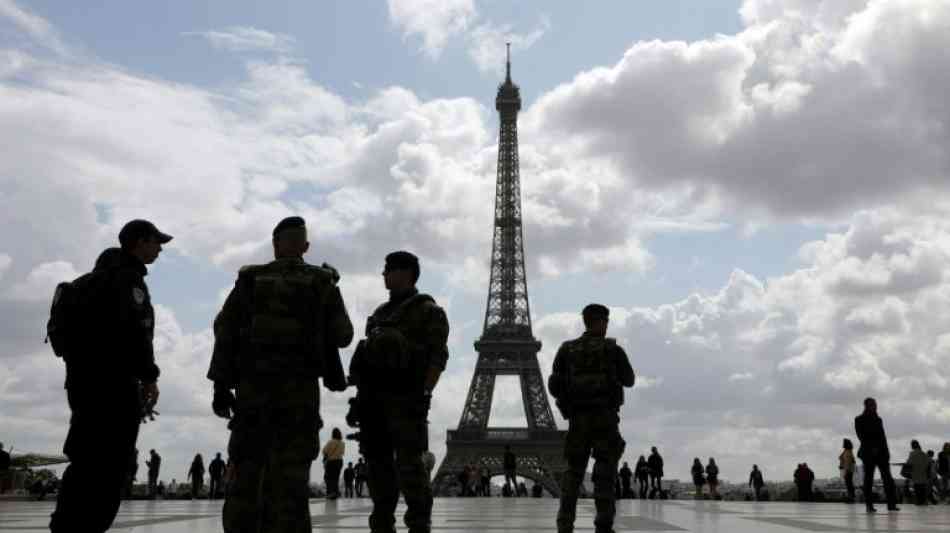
xmin=146 ymin=449 xmax=161 ymax=498
xmin=349 ymin=251 xmax=449 ymax=533
xmin=549 ymin=304 xmax=635 ymax=533
xmin=209 ymin=216 xmax=353 ymax=532
xmin=855 ymin=397 xmax=899 ymax=513
xmin=50 ymin=220 xmax=169 ymax=533
xmin=208 ymin=452 xmax=225 ymax=499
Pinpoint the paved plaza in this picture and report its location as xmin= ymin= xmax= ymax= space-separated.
xmin=2 ymin=498 xmax=950 ymax=532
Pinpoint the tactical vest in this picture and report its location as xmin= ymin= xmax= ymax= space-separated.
xmin=362 ymin=293 xmax=434 ymax=382
xmin=238 ymin=260 xmax=334 ymax=379
xmin=564 ymin=336 xmax=621 ymax=410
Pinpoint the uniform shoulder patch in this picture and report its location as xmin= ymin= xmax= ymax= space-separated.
xmin=132 ymin=287 xmax=146 ymax=305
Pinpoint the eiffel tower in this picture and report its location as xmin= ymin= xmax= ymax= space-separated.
xmin=431 ymin=46 xmax=568 ymax=497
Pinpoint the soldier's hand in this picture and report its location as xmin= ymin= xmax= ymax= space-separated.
xmin=212 ymin=385 xmax=236 ymax=419
xmin=142 ymin=382 xmax=160 ymax=412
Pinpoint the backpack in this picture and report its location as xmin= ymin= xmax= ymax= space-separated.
xmin=238 ymin=262 xmax=335 ymax=377
xmin=564 ymin=336 xmax=619 ymax=409
xmin=45 ymin=270 xmax=112 ymax=361
xmin=364 ymin=293 xmax=435 ymax=372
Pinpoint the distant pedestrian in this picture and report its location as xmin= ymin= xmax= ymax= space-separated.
xmin=794 ymin=463 xmax=814 ymax=502
xmin=168 ymin=478 xmax=178 ymax=497
xmin=146 ymin=449 xmax=161 ymax=498
xmin=343 ymin=462 xmax=355 ymax=498
xmin=0 ymin=442 xmax=10 ymax=494
xmin=322 ymin=428 xmax=345 ymax=499
xmin=504 ymin=445 xmax=518 ymax=494
xmin=208 ymin=452 xmax=225 ymax=500
xmin=905 ymin=440 xmax=931 ymax=505
xmin=518 ymin=481 xmax=528 ymax=497
xmin=927 ymin=450 xmax=939 ymax=504
xmin=839 ymin=438 xmax=856 ymax=503
xmin=619 ymin=462 xmax=633 ymax=498
xmin=480 ymin=466 xmax=491 ymax=497
xmin=635 ymin=455 xmax=649 ymax=498
xmin=938 ymin=443 xmax=950 ymax=502
xmin=532 ymin=482 xmax=543 ymax=497
xmin=354 ymin=457 xmax=367 ymax=497
xmin=457 ymin=466 xmax=469 ymax=496
xmin=706 ymin=458 xmax=720 ymax=499
xmin=749 ymin=464 xmax=764 ymax=501
xmin=855 ymin=397 xmax=899 ymax=513
xmin=648 ymin=447 xmax=664 ymax=496
xmin=691 ymin=458 xmax=705 ymax=499
xmin=188 ymin=454 xmax=205 ymax=499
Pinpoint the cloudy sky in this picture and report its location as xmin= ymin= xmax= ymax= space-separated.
xmin=2 ymin=0 xmax=950 ymax=487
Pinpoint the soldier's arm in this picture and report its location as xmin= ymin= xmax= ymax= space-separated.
xmin=547 ymin=344 xmax=568 ymax=398
xmin=114 ymin=270 xmax=160 ymax=384
xmin=207 ymin=282 xmax=243 ymax=387
xmin=325 ymin=286 xmax=354 ymax=349
xmin=422 ymin=302 xmax=450 ymax=392
xmin=614 ymin=345 xmax=635 ymax=388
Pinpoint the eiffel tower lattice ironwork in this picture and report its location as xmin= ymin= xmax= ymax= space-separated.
xmin=432 ymin=46 xmax=568 ymax=497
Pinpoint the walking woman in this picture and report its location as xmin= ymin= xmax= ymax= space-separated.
xmin=691 ymin=458 xmax=705 ymax=499
xmin=188 ymin=454 xmax=205 ymax=499
xmin=635 ymin=456 xmax=649 ymax=499
xmin=706 ymin=458 xmax=720 ymax=500
xmin=840 ymin=438 xmax=857 ymax=503
xmin=322 ymin=428 xmax=345 ymax=499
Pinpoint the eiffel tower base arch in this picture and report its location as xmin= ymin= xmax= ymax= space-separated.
xmin=432 ymin=429 xmax=568 ymax=497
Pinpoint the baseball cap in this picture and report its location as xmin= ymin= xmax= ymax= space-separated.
xmin=118 ymin=219 xmax=173 ymax=248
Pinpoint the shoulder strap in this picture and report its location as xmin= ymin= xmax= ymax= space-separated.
xmin=387 ymin=293 xmax=436 ymax=324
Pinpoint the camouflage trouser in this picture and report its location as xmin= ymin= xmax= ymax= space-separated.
xmin=557 ymin=410 xmax=625 ymax=533
xmin=223 ymin=379 xmax=321 ymax=533
xmin=361 ymin=392 xmax=432 ymax=533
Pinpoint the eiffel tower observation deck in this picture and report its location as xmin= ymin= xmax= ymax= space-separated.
xmin=431 ymin=46 xmax=568 ymax=497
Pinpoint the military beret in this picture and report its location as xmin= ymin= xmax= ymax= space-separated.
xmin=582 ymin=303 xmax=609 ymax=320
xmin=385 ymin=250 xmax=420 ymax=280
xmin=118 ymin=219 xmax=173 ymax=249
xmin=272 ymin=216 xmax=306 ymax=238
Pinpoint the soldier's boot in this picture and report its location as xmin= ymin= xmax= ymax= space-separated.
xmin=594 ymin=498 xmax=616 ymax=533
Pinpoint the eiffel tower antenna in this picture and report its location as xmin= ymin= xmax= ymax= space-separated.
xmin=432 ymin=47 xmax=568 ymax=497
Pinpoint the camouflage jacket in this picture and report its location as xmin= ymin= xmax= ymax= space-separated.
xmin=207 ymin=257 xmax=353 ymax=387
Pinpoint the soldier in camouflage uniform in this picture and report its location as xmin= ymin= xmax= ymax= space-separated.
xmin=548 ymin=304 xmax=635 ymax=533
xmin=208 ymin=216 xmax=353 ymax=533
xmin=349 ymin=251 xmax=449 ymax=533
